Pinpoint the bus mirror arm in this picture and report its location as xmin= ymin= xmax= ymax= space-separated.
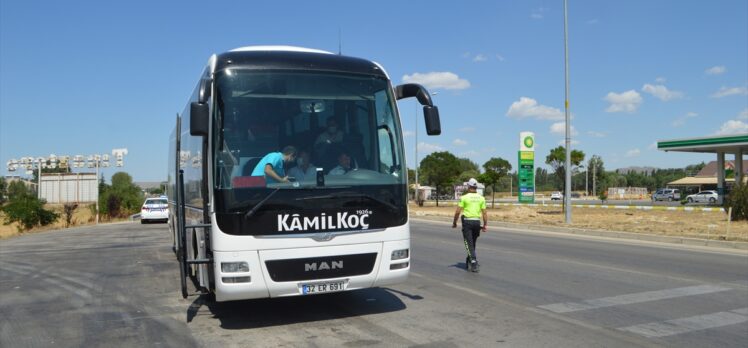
xmin=394 ymin=83 xmax=433 ymax=106
xmin=197 ymin=78 xmax=211 ymax=103
xmin=394 ymin=83 xmax=441 ymax=136
xmin=190 ymin=102 xmax=209 ymax=136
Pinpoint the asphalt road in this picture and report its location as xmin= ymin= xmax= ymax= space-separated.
xmin=1 ymin=220 xmax=746 ymax=347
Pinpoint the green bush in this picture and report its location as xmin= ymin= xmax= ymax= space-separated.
xmin=98 ymin=172 xmax=143 ymax=219
xmin=725 ymin=184 xmax=748 ymax=221
xmin=598 ymin=190 xmax=608 ymax=202
xmin=63 ymin=203 xmax=78 ymax=227
xmin=1 ymin=195 xmax=59 ymax=231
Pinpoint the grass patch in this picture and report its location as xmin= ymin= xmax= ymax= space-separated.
xmin=410 ymin=203 xmax=748 ymax=242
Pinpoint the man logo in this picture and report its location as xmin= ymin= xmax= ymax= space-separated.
xmin=305 ymin=261 xmax=343 ymax=271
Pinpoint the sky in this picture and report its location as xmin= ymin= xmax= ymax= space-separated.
xmin=1 ymin=0 xmax=747 ymax=182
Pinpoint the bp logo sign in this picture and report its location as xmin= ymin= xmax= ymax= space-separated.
xmin=523 ymin=136 xmax=534 ymax=149
xmin=520 ymin=132 xmax=535 ymax=151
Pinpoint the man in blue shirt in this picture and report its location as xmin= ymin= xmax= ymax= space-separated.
xmin=251 ymin=146 xmax=297 ymax=184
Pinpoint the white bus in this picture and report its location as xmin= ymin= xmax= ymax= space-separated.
xmin=168 ymin=46 xmax=441 ymax=302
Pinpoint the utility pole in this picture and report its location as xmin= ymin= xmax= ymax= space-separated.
xmin=95 ymin=158 xmax=100 ymax=224
xmin=593 ymin=163 xmax=596 ymax=198
xmin=509 ymin=172 xmax=513 ymax=198
xmin=37 ymin=158 xmax=42 ymax=199
xmin=414 ymin=101 xmax=419 ymax=199
xmin=563 ymin=0 xmax=572 ymax=224
xmin=585 ymin=167 xmax=588 ymax=197
xmin=413 ymin=93 xmax=436 ymax=202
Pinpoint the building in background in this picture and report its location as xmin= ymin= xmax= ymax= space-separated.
xmin=454 ymin=181 xmax=485 ymax=199
xmin=667 ymin=160 xmax=748 ymax=193
xmin=39 ymin=173 xmax=98 ymax=204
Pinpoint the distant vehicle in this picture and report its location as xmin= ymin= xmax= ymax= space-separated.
xmin=686 ymin=190 xmax=718 ymax=204
xmin=571 ymin=192 xmax=581 ymax=199
xmin=551 ymin=192 xmax=563 ymax=200
xmin=141 ymin=197 xmax=168 ymax=223
xmin=652 ymin=188 xmax=681 ymax=201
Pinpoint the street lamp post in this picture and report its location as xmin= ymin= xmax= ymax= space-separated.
xmin=415 ymin=100 xmax=419 ymax=199
xmin=37 ymin=158 xmax=42 ymax=199
xmin=563 ymin=0 xmax=572 ymax=224
xmin=414 ymin=92 xmax=437 ymax=202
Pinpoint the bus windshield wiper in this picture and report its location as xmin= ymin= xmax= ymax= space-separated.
xmin=296 ymin=191 xmax=398 ymax=210
xmin=244 ymin=188 xmax=280 ymax=220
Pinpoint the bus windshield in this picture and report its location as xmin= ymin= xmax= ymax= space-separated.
xmin=212 ymin=70 xmax=407 ymax=236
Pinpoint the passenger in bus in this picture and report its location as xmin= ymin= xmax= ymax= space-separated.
xmin=250 ymin=146 xmax=297 ymax=184
xmin=315 ymin=117 xmax=343 ymax=145
xmin=329 ymin=150 xmax=355 ymax=175
xmin=288 ymin=150 xmax=317 ymax=182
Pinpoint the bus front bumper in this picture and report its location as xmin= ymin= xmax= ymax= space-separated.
xmin=212 ymin=239 xmax=410 ymax=302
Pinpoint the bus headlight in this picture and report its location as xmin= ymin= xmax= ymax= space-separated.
xmin=391 ymin=249 xmax=409 ymax=260
xmin=221 ymin=262 xmax=249 ymax=273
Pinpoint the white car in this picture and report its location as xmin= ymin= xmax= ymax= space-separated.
xmin=550 ymin=191 xmax=563 ymax=200
xmin=686 ymin=190 xmax=718 ymax=204
xmin=141 ymin=197 xmax=169 ymax=223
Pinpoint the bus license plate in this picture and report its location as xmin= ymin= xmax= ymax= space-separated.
xmin=300 ymin=280 xmax=347 ymax=295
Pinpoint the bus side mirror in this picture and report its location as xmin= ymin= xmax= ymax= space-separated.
xmin=423 ymin=106 xmax=441 ymax=135
xmin=190 ymin=102 xmax=209 ymax=136
xmin=395 ymin=83 xmax=441 ymax=136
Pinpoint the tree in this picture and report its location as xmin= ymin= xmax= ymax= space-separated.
xmin=0 ymin=177 xmax=7 ymax=204
xmin=1 ymin=182 xmax=59 ymax=231
xmin=480 ymin=157 xmax=512 ymax=207
xmin=7 ymin=181 xmax=31 ymax=201
xmin=458 ymin=169 xmax=481 ymax=183
xmin=545 ymin=146 xmax=585 ymax=191
xmin=99 ymin=172 xmax=143 ymax=219
xmin=725 ymin=183 xmax=748 ymax=221
xmin=587 ymin=155 xmax=605 ymax=195
xmin=457 ymin=158 xmax=479 ymax=173
xmin=31 ymin=165 xmax=71 ymax=182
xmin=63 ymin=203 xmax=78 ymax=227
xmin=419 ymin=151 xmax=461 ymax=206
xmin=457 ymin=157 xmax=481 ymax=184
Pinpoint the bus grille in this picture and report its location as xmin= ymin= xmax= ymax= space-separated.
xmin=265 ymin=253 xmax=377 ymax=282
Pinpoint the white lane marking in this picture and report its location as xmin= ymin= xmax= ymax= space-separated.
xmin=538 ymin=284 xmax=732 ymax=313
xmin=619 ymin=308 xmax=748 ymax=338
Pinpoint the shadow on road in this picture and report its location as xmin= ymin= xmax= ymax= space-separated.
xmin=186 ymin=287 xmax=410 ymax=329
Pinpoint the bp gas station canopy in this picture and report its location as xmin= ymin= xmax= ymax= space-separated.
xmin=658 ymin=133 xmax=748 ymax=202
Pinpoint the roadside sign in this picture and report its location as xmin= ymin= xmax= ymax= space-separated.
xmin=518 ymin=132 xmax=535 ymax=203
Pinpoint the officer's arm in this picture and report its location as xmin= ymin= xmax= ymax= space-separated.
xmin=452 ymin=207 xmax=463 ymax=228
xmin=481 ymin=209 xmax=488 ymax=231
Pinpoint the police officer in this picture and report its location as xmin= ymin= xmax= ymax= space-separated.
xmin=452 ymin=178 xmax=487 ymax=272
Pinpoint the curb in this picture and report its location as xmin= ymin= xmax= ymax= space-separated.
xmin=411 ymin=215 xmax=748 ymax=251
